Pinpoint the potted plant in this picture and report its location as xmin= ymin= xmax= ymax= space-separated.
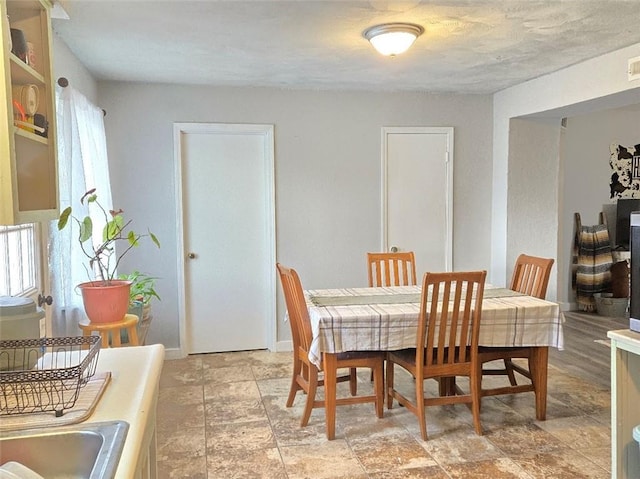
xmin=117 ymin=271 xmax=160 ymax=344
xmin=118 ymin=270 xmax=160 ymax=322
xmin=57 ymin=188 xmax=160 ymax=323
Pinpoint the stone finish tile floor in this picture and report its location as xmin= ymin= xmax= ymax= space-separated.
xmin=156 ymin=348 xmax=612 ymax=478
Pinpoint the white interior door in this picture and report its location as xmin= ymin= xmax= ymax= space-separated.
xmin=382 ymin=127 xmax=453 ymax=278
xmin=175 ymin=123 xmax=275 ymax=354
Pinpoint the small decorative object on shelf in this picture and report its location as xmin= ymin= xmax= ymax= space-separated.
xmin=33 ymin=113 xmax=48 ymax=137
xmin=9 ymin=28 xmax=27 ymax=63
xmin=26 ymin=40 xmax=35 ymax=67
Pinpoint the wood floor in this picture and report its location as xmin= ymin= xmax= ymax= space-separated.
xmin=549 ymin=310 xmax=629 ymax=389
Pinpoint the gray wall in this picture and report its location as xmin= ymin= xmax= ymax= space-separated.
xmin=560 ymin=106 xmax=640 ymax=307
xmin=97 ymin=83 xmax=493 ymax=352
xmin=51 ymin=34 xmax=640 ymax=351
xmin=47 ymin=33 xmax=640 ymax=359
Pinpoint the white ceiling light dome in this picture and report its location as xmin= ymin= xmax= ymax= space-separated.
xmin=363 ymin=22 xmax=424 ymax=56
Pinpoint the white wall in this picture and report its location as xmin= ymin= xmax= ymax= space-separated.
xmin=52 ymin=32 xmax=97 ymax=103
xmin=507 ymin=118 xmax=561 ymax=300
xmin=97 ymin=83 xmax=493 ymax=350
xmin=493 ymin=42 xmax=640 ymax=303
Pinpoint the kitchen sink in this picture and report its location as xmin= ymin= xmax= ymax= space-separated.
xmin=0 ymin=420 xmax=129 ymax=479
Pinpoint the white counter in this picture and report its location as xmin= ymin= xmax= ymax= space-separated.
xmin=89 ymin=344 xmax=165 ymax=479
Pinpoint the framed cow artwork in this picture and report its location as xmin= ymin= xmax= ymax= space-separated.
xmin=610 ymin=143 xmax=640 ymax=199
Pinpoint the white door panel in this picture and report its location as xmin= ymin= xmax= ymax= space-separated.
xmin=176 ymin=124 xmax=275 ymax=354
xmin=383 ymin=127 xmax=453 ymax=279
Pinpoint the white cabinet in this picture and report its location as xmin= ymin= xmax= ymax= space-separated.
xmin=0 ymin=0 xmax=57 ymax=225
xmin=608 ymin=329 xmax=640 ymax=478
xmin=89 ymin=345 xmax=165 ymax=479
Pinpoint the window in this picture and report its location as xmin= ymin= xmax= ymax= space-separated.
xmin=0 ymin=223 xmax=39 ymax=297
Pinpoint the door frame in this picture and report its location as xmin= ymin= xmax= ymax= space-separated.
xmin=38 ymin=222 xmax=52 ymax=337
xmin=173 ymin=122 xmax=276 ymax=357
xmin=381 ymin=126 xmax=454 ymax=271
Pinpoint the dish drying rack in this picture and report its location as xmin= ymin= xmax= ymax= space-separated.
xmin=0 ymin=336 xmax=101 ymax=417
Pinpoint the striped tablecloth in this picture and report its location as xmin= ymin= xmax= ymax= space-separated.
xmin=305 ymin=285 xmax=564 ymax=367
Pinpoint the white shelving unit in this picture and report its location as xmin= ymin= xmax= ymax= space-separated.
xmin=0 ymin=0 xmax=57 ymax=225
xmin=608 ymin=329 xmax=640 ymax=478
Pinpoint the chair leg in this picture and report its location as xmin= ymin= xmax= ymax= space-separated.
xmin=301 ymin=366 xmax=318 ymax=427
xmin=349 ymin=368 xmax=357 ymax=396
xmin=373 ymin=361 xmax=384 ymax=418
xmin=416 ymin=373 xmax=428 ymax=441
xmin=504 ymin=359 xmax=518 ymax=386
xmin=438 ymin=377 xmax=446 ymax=396
xmin=286 ymin=357 xmax=302 ymax=407
xmin=438 ymin=377 xmax=456 ymax=396
xmin=470 ymin=365 xmax=483 ymax=436
xmin=385 ymin=360 xmax=395 ymax=409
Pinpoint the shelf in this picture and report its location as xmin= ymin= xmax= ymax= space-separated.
xmin=9 ymin=54 xmax=45 ymax=85
xmin=1 ymin=0 xmax=58 ymax=225
xmin=14 ymin=126 xmax=48 ymax=145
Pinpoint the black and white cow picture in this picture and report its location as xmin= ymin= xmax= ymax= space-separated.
xmin=609 ymin=143 xmax=640 ymax=199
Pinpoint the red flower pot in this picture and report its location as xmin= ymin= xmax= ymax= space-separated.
xmin=78 ymin=280 xmax=132 ymax=324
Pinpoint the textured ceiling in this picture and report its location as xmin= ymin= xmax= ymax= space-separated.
xmin=52 ymin=0 xmax=640 ymax=94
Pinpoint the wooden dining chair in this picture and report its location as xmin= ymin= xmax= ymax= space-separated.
xmin=367 ymin=251 xmax=417 ymax=287
xmin=276 ymin=263 xmax=385 ymax=439
xmin=478 ymin=254 xmax=554 ymax=398
xmin=509 ymin=254 xmax=554 ymax=300
xmin=386 ymin=270 xmax=487 ymax=441
xmin=366 ymin=251 xmax=418 ymax=381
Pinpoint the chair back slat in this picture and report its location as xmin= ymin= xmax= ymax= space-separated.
xmin=509 ymin=254 xmax=554 ymax=299
xmin=417 ymin=271 xmax=487 ymax=371
xmin=367 ymin=252 xmax=417 ymax=287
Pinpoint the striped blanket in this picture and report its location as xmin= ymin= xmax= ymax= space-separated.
xmin=575 ymin=225 xmax=613 ymax=312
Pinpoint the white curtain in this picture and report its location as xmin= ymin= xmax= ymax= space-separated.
xmin=49 ymin=86 xmax=112 ymax=337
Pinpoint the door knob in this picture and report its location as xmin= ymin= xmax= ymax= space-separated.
xmin=390 ymin=246 xmax=398 ymax=253
xmin=38 ymin=293 xmax=53 ymax=307
xmin=187 ymin=252 xmax=196 ymax=259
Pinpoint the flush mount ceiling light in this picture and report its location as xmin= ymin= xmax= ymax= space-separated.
xmin=363 ymin=22 xmax=424 ymax=56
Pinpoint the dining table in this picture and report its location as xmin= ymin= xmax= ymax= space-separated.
xmin=304 ymin=284 xmax=564 ymax=439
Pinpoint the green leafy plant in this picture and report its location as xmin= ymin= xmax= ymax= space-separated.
xmin=118 ymin=270 xmax=161 ymax=305
xmin=57 ymin=188 xmax=160 ymax=284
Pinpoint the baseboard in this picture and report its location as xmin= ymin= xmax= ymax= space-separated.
xmin=275 ymin=340 xmax=293 ymax=352
xmin=161 ymin=343 xmax=291 ymax=361
xmin=163 ymin=347 xmax=184 ymax=360
xmin=559 ymin=301 xmax=574 ymax=312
